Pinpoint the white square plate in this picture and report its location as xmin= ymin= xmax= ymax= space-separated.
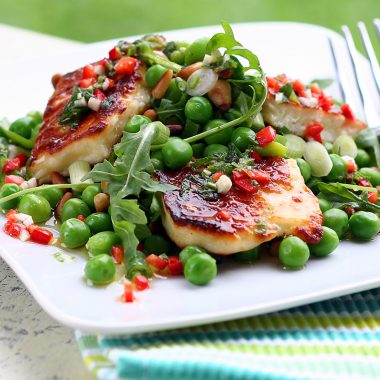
xmin=1 ymin=22 xmax=379 ymax=334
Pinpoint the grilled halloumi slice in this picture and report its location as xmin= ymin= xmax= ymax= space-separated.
xmin=158 ymin=158 xmax=323 ymax=255
xmin=30 ymin=61 xmax=150 ymax=181
xmin=262 ymin=94 xmax=366 ymax=142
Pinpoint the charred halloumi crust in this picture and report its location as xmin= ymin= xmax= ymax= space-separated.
xmin=30 ymin=61 xmax=150 ymax=181
xmin=158 ymin=158 xmax=323 ymax=255
xmin=262 ymin=94 xmax=366 ymax=142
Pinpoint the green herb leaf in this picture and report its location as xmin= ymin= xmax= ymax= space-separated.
xmin=85 ymin=123 xmax=175 ymax=198
xmin=318 ymin=182 xmax=380 ymax=213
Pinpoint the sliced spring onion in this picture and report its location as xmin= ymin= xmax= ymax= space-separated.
xmin=303 ymin=141 xmax=332 ymax=177
xmin=186 ymin=68 xmax=218 ymax=96
xmin=251 ymin=113 xmax=265 ymax=130
xmin=68 ymin=160 xmax=93 ymax=185
xmin=284 ymin=134 xmax=306 ymax=158
xmin=151 ymin=121 xmax=170 ymax=145
xmin=332 ymin=135 xmax=358 ymax=158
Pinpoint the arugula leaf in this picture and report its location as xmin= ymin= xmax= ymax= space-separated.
xmin=84 ymin=123 xmax=175 ymax=198
xmin=59 ymin=87 xmax=93 ymax=128
xmin=310 ymin=78 xmax=334 ymax=89
xmin=318 ymin=182 xmax=380 ymax=213
xmin=153 ymin=91 xmax=188 ymax=125
xmin=355 ymin=129 xmax=380 ymax=169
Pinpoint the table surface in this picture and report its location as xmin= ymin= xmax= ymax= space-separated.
xmin=0 ymin=24 xmax=94 ymax=380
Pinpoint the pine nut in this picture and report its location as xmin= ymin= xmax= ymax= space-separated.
xmin=143 ymin=108 xmax=157 ymax=121
xmin=208 ymin=80 xmax=232 ymax=110
xmin=94 ymin=193 xmax=110 ymax=212
xmin=177 ymin=62 xmax=203 ymax=80
xmin=152 ymin=69 xmax=173 ymax=99
xmin=56 ymin=192 xmax=73 ymax=220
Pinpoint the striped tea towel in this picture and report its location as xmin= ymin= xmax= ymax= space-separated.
xmin=76 ymin=288 xmax=380 ymax=380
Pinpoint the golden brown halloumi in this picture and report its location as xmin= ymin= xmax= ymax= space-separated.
xmin=158 ymin=158 xmax=323 ymax=255
xmin=262 ymin=94 xmax=366 ymax=142
xmin=30 ymin=61 xmax=150 ymax=181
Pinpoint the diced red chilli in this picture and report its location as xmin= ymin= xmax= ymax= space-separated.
xmin=266 ymin=76 xmax=281 ymax=92
xmin=111 ymin=244 xmax=124 ymax=264
xmin=5 ymin=209 xmax=18 ymax=222
xmin=109 ymin=47 xmax=121 ymax=60
xmin=244 ymin=169 xmax=270 ymax=185
xmin=123 ymin=283 xmax=134 ymax=303
xmin=5 ymin=175 xmax=25 ymax=186
xmin=212 ymin=172 xmax=224 ymax=181
xmin=79 ymin=78 xmax=95 ymax=88
xmin=292 ymin=80 xmax=306 ymax=97
xmin=368 ymin=192 xmax=378 ymax=203
xmin=134 ymin=275 xmax=150 ymax=291
xmin=82 ymin=65 xmax=97 ymax=79
xmin=358 ymin=177 xmax=371 ymax=187
xmin=318 ymin=95 xmax=334 ymax=112
xmin=114 ymin=57 xmax=137 ymax=75
xmin=29 ymin=228 xmax=53 ymax=245
xmin=256 ymin=126 xmax=276 ymax=147
xmin=251 ymin=151 xmax=263 ymax=163
xmin=341 ymin=103 xmax=355 ymax=120
xmin=232 ymin=171 xmax=259 ymax=194
xmin=1 ymin=154 xmax=27 ymax=174
xmin=146 ymin=254 xmax=168 ymax=270
xmin=168 ymin=256 xmax=183 ymax=276
xmin=4 ymin=221 xmax=22 ymax=238
xmin=346 ymin=160 xmax=356 ymax=173
xmin=304 ymin=121 xmax=324 ymax=143
xmin=76 ymin=215 xmax=85 ymax=222
xmin=94 ymin=88 xmax=106 ymax=100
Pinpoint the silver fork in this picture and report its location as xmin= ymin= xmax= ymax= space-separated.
xmin=330 ymin=20 xmax=380 ymax=131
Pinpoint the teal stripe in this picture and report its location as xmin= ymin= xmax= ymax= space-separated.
xmin=100 ymin=330 xmax=380 ymax=349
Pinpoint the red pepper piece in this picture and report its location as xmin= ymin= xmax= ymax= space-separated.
xmin=108 ymin=47 xmax=121 ymax=61
xmin=219 ymin=69 xmax=233 ymax=79
xmin=212 ymin=172 xmax=224 ymax=181
xmin=79 ymin=78 xmax=95 ymax=88
xmin=368 ymin=192 xmax=378 ymax=203
xmin=266 ymin=76 xmax=281 ymax=93
xmin=133 ymin=274 xmax=150 ymax=290
xmin=304 ymin=121 xmax=324 ymax=143
xmin=146 ymin=254 xmax=168 ymax=270
xmin=111 ymin=244 xmax=124 ymax=264
xmin=94 ymin=88 xmax=106 ymax=101
xmin=4 ymin=221 xmax=22 ymax=238
xmin=341 ymin=103 xmax=355 ymax=120
xmin=358 ymin=177 xmax=371 ymax=187
xmin=76 ymin=215 xmax=85 ymax=222
xmin=251 ymin=151 xmax=263 ymax=163
xmin=29 ymin=227 xmax=53 ymax=245
xmin=292 ymin=80 xmax=306 ymax=97
xmin=5 ymin=175 xmax=25 ymax=186
xmin=82 ymin=64 xmax=97 ymax=79
xmin=1 ymin=153 xmax=27 ymax=174
xmin=123 ymin=283 xmax=134 ymax=303
xmin=256 ymin=126 xmax=277 ymax=147
xmin=114 ymin=57 xmax=137 ymax=75
xmin=346 ymin=160 xmax=356 ymax=173
xmin=232 ymin=170 xmax=259 ymax=194
xmin=168 ymin=256 xmax=183 ymax=276
xmin=318 ymin=95 xmax=334 ymax=112
xmin=244 ymin=169 xmax=270 ymax=185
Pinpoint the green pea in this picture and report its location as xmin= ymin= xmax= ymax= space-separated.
xmin=184 ymin=37 xmax=209 ymax=65
xmin=325 ymin=154 xmax=347 ymax=182
xmin=145 ymin=64 xmax=168 ymax=88
xmin=162 ymin=137 xmax=193 ymax=169
xmin=296 ymin=158 xmax=312 ymax=182
xmin=203 ymin=119 xmax=232 ymax=145
xmin=38 ymin=188 xmax=63 ymax=208
xmin=85 ymin=254 xmax=116 ymax=285
xmin=357 ymin=168 xmax=380 ymax=186
xmin=60 ymin=218 xmax=91 ymax=248
xmin=204 ymin=144 xmax=228 ymax=157
xmin=151 ymin=158 xmax=164 ymax=170
xmin=165 ymin=77 xmax=186 ymax=102
xmin=61 ymin=198 xmax=91 ymax=222
xmin=233 ymin=247 xmax=260 ymax=262
xmin=308 ymin=226 xmax=339 ymax=257
xmin=82 ymin=184 xmax=101 ymax=209
xmin=279 ymin=236 xmax=310 ymax=269
xmin=349 ymin=211 xmax=380 ymax=241
xmin=355 ymin=149 xmax=371 ymax=168
xmin=85 ymin=212 xmax=113 ymax=234
xmin=184 ymin=96 xmax=213 ymax=123
xmin=191 ymin=143 xmax=206 ymax=158
xmin=27 ymin=110 xmax=43 ymax=125
xmin=318 ymin=197 xmax=331 ymax=213
xmin=143 ymin=234 xmax=171 ymax=254
xmin=124 ymin=115 xmax=151 ymax=133
xmin=179 ymin=245 xmax=206 ymax=264
xmin=18 ymin=194 xmax=51 ymax=223
xmin=87 ymin=231 xmax=121 ymax=256
xmin=184 ymin=253 xmax=217 ymax=286
xmin=9 ymin=116 xmax=35 ymax=139
xmin=169 ymin=49 xmax=186 ymax=65
xmin=323 ymin=208 xmax=349 ymax=239
xmin=0 ymin=184 xmax=20 ymax=212
xmin=230 ymin=127 xmax=256 ymax=151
